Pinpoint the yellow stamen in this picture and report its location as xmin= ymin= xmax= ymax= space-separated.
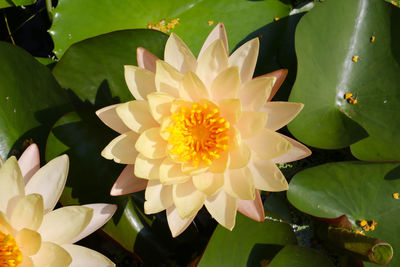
xmin=352 ymin=56 xmax=359 ymax=62
xmin=360 ymin=220 xmax=367 ymax=227
xmin=393 ymin=192 xmax=399 ymax=199
xmin=344 ymin=93 xmax=353 ymax=100
xmin=274 ymin=17 xmax=280 ymax=21
xmin=0 ymin=231 xmax=23 ymax=267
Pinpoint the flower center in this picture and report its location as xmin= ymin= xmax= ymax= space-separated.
xmin=0 ymin=231 xmax=22 ymax=267
xmin=166 ymin=100 xmax=230 ymax=167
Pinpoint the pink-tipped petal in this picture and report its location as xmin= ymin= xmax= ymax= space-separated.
xmin=198 ymin=22 xmax=229 ymax=59
xmin=237 ymin=190 xmax=264 ymax=222
xmin=257 ymin=69 xmax=288 ymax=101
xmin=96 ymin=105 xmax=131 ymax=134
xmin=166 ymin=205 xmax=195 ymax=238
xmin=18 ymin=143 xmax=40 ymax=184
xmin=69 ymin=204 xmax=117 ymax=243
xmin=110 ymin=165 xmax=148 ymax=196
xmin=137 ymin=47 xmax=159 ymax=73
xmin=272 ymin=134 xmax=312 ymax=163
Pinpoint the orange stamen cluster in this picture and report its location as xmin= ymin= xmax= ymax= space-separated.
xmin=166 ymin=101 xmax=230 ymax=167
xmin=0 ymin=231 xmax=23 ymax=267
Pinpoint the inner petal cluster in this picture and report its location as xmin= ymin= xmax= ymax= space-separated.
xmin=165 ymin=100 xmax=230 ymax=167
xmin=0 ymin=231 xmax=22 ymax=267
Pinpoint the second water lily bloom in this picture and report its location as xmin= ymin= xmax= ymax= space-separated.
xmin=97 ymin=23 xmax=311 ymax=237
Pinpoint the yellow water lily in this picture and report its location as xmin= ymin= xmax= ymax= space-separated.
xmin=0 ymin=144 xmax=116 ymax=266
xmin=97 ymin=23 xmax=310 ymax=237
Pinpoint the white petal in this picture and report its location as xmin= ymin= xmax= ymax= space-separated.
xmin=260 ymin=69 xmax=288 ymax=101
xmin=31 ymin=242 xmax=72 ymax=267
xmin=219 ymin=99 xmax=242 ymax=124
xmin=205 ymin=190 xmax=237 ymax=230
xmin=111 ymin=164 xmax=148 ymax=196
xmin=193 ymin=172 xmax=224 ymax=196
xmin=147 ymin=92 xmax=175 ymax=123
xmin=261 ymin=102 xmax=304 ymax=131
xmin=134 ymin=154 xmax=163 ymax=180
xmin=16 ymin=228 xmax=41 ymax=256
xmin=224 ymin=167 xmax=255 ymax=200
xmin=155 ymin=60 xmax=183 ymax=98
xmin=116 ymin=100 xmax=158 ymax=133
xmin=159 ymin=158 xmax=190 ymax=184
xmin=179 ymin=71 xmax=209 ymax=101
xmin=248 ymin=158 xmax=288 ymax=192
xmin=166 ymin=205 xmax=194 ymax=238
xmin=164 ymin=33 xmax=197 ymax=74
xmin=96 ymin=104 xmax=131 ymax=134
xmin=18 ymin=143 xmax=40 ymax=184
xmin=173 ymin=179 xmax=206 ymax=219
xmin=235 ymin=111 xmax=268 ymax=139
xmin=228 ymin=38 xmax=259 ymax=83
xmin=124 ymin=65 xmax=156 ymax=100
xmin=239 ymin=76 xmax=275 ymax=111
xmin=137 ymin=47 xmax=159 ymax=73
xmin=246 ymin=128 xmax=292 ymax=160
xmin=229 ymin=142 xmax=251 ymax=169
xmin=135 ymin=127 xmax=167 ymax=159
xmin=198 ymin=22 xmax=229 ymax=59
xmin=101 ymin=132 xmax=139 ymax=164
xmin=62 ymin=244 xmax=115 ymax=267
xmin=237 ymin=190 xmax=265 ymax=222
xmin=11 ymin=194 xmax=43 ymax=231
xmin=210 ymin=66 xmax=240 ymax=102
xmin=144 ymin=180 xmax=173 ymax=214
xmin=272 ymin=135 xmax=311 ymax=163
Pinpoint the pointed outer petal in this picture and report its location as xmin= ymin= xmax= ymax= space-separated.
xmin=260 ymin=102 xmax=304 ymax=131
xmin=155 ymin=60 xmax=183 ymax=98
xmin=159 ymin=158 xmax=191 ymax=185
xmin=228 ymin=38 xmax=259 ymax=84
xmin=134 ymin=154 xmax=163 ymax=180
xmin=116 ymin=100 xmax=158 ymax=133
xmin=31 ymin=242 xmax=72 ymax=267
xmin=205 ymin=190 xmax=237 ymax=230
xmin=165 ymin=33 xmax=197 ymax=74
xmin=219 ymin=99 xmax=242 ymax=124
xmin=101 ymin=132 xmax=139 ymax=164
xmin=261 ymin=69 xmax=288 ymax=101
xmin=196 ymin=39 xmax=229 ymax=89
xmin=147 ymin=92 xmax=175 ymax=123
xmin=246 ymin=128 xmax=292 ymax=160
xmin=210 ymin=66 xmax=241 ymax=102
xmin=166 ymin=205 xmax=195 ymax=238
xmin=173 ymin=180 xmax=206 ymax=219
xmin=159 ymin=117 xmax=172 ymax=141
xmin=181 ymin=162 xmax=209 ymax=176
xmin=236 ymin=111 xmax=268 ymax=139
xmin=239 ymin=77 xmax=275 ymax=111
xmin=10 ymin=194 xmax=43 ymax=231
xmin=135 ymin=127 xmax=167 ymax=159
xmin=248 ymin=158 xmax=288 ymax=192
xmin=137 ymin=47 xmax=159 ymax=73
xmin=198 ymin=22 xmax=229 ymax=59
xmin=0 ymin=157 xmax=24 ymax=216
xmin=16 ymin=228 xmax=41 ymax=256
xmin=237 ymin=190 xmax=265 ymax=222
xmin=95 ymin=104 xmax=131 ymax=134
xmin=62 ymin=244 xmax=115 ymax=267
xmin=111 ymin=164 xmax=148 ymax=196
xmin=208 ymin=150 xmax=229 ymax=174
xmin=193 ymin=172 xmax=224 ymax=196
xmin=144 ymin=180 xmax=174 ymax=214
xmin=229 ymin=142 xmax=251 ymax=169
xmin=18 ymin=143 xmax=40 ymax=185
xmin=20 ymin=255 xmax=34 ymax=267
xmin=227 ymin=126 xmax=241 ymax=152
xmin=0 ymin=211 xmax=13 ymax=234
xmin=38 ymin=206 xmax=93 ymax=245
xmin=272 ymin=134 xmax=312 ymax=163
xmin=69 ymin=204 xmax=117 ymax=244
xmin=224 ymin=167 xmax=255 ymax=200
xmin=179 ymin=71 xmax=209 ymax=101
xmin=124 ymin=65 xmax=156 ymax=100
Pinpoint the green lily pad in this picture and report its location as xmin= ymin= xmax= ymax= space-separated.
xmin=0 ymin=0 xmax=36 ymax=9
xmin=287 ymin=161 xmax=400 ymax=266
xmin=52 ymin=29 xmax=168 ymax=105
xmin=0 ymin=41 xmax=70 ymax=159
xmin=288 ymin=0 xmax=400 ymax=161
xmin=268 ymin=245 xmax=334 ymax=267
xmin=198 ymin=213 xmax=297 ymax=266
xmin=49 ymin=0 xmax=291 ymax=57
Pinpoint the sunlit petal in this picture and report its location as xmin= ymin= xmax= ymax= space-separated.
xmin=11 ymin=194 xmax=43 ymax=231
xmin=16 ymin=228 xmax=41 ymax=256
xmin=102 ymin=132 xmax=139 ymax=163
xmin=96 ymin=104 xmax=130 ymax=134
xmin=62 ymin=244 xmax=115 ymax=267
xmin=124 ymin=65 xmax=156 ymax=100
xmin=248 ymin=158 xmax=288 ymax=192
xmin=166 ymin=206 xmax=194 ymax=238
xmin=135 ymin=127 xmax=167 ymax=159
xmin=165 ymin=33 xmax=197 ymax=74
xmin=159 ymin=158 xmax=190 ymax=185
xmin=218 ymin=99 xmax=242 ymax=124
xmin=173 ymin=179 xmax=206 ymax=219
xmin=205 ymin=190 xmax=237 ymax=230
xmin=210 ymin=66 xmax=240 ymax=102
xmin=198 ymin=22 xmax=228 ymax=59
xmin=224 ymin=167 xmax=255 ymax=200
xmin=261 ymin=102 xmax=304 ymax=131
xmin=18 ymin=143 xmax=40 ymax=184
xmin=228 ymin=38 xmax=259 ymax=83
xmin=193 ymin=172 xmax=224 ymax=196
xmin=147 ymin=92 xmax=175 ymax=123
xmin=236 ymin=111 xmax=268 ymax=139
xmin=111 ymin=164 xmax=148 ymax=195
xmin=31 ymin=242 xmax=72 ymax=267
xmin=237 ymin=190 xmax=264 ymax=222
xmin=272 ymin=134 xmax=312 ymax=163
xmin=155 ymin=60 xmax=183 ymax=98
xmin=239 ymin=76 xmax=275 ymax=111
xmin=144 ymin=180 xmax=174 ymax=214
xmin=137 ymin=47 xmax=159 ymax=73
xmin=246 ymin=128 xmax=292 ymax=160
xmin=116 ymin=100 xmax=158 ymax=133
xmin=179 ymin=71 xmax=209 ymax=101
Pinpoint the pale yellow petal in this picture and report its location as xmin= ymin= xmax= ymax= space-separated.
xmin=20 ymin=255 xmax=34 ymax=267
xmin=219 ymin=99 xmax=242 ymax=124
xmin=166 ymin=205 xmax=194 ymax=238
xmin=18 ymin=143 xmax=40 ymax=185
xmin=229 ymin=142 xmax=251 ymax=169
xmin=237 ymin=190 xmax=265 ymax=222
xmin=196 ymin=39 xmax=228 ymax=88
xmin=135 ymin=127 xmax=167 ymax=159
xmin=11 ymin=194 xmax=43 ymax=231
xmin=31 ymin=242 xmax=72 ymax=267
xmin=16 ymin=228 xmax=41 ymax=256
xmin=95 ymin=104 xmax=131 ymax=134
xmin=246 ymin=128 xmax=292 ymax=160
xmin=101 ymin=132 xmax=139 ymax=164
xmin=0 ymin=211 xmax=13 ymax=234
xmin=38 ymin=206 xmax=93 ymax=244
xmin=260 ymin=69 xmax=288 ymax=101
xmin=208 ymin=150 xmax=229 ymax=173
xmin=155 ymin=60 xmax=183 ymax=98
xmin=261 ymin=102 xmax=304 ymax=131
xmin=173 ymin=180 xmax=206 ymax=219
xmin=272 ymin=134 xmax=311 ymax=163
xmin=116 ymin=100 xmax=158 ymax=133
xmin=227 ymin=126 xmax=241 ymax=152
xmin=248 ymin=158 xmax=288 ymax=191
xmin=209 ymin=66 xmax=241 ymax=102
xmin=181 ymin=162 xmax=209 ymax=176
xmin=147 ymin=92 xmax=175 ymax=123
xmin=137 ymin=47 xmax=158 ymax=73
xmin=239 ymin=77 xmax=275 ymax=111
xmin=205 ymin=190 xmax=237 ymax=230
xmin=193 ymin=172 xmax=224 ymax=196
xmin=224 ymin=167 xmax=255 ymax=200
xmin=164 ymin=33 xmax=197 ymax=74
xmin=62 ymin=244 xmax=115 ymax=267
xmin=134 ymin=153 xmax=163 ymax=180
xmin=179 ymin=71 xmax=209 ymax=101
xmin=0 ymin=157 xmax=24 ymax=216
xmin=144 ymin=180 xmax=173 ymax=214
xmin=124 ymin=65 xmax=156 ymax=100
xmin=198 ymin=22 xmax=228 ymax=59
xmin=228 ymin=38 xmax=259 ymax=83
xmin=111 ymin=165 xmax=148 ymax=196
xmin=236 ymin=111 xmax=268 ymax=139
xmin=159 ymin=158 xmax=191 ymax=185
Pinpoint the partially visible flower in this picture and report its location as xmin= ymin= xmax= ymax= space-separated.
xmin=97 ymin=23 xmax=311 ymax=237
xmin=0 ymin=144 xmax=116 ymax=267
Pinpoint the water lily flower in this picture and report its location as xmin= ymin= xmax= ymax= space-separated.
xmin=0 ymin=144 xmax=116 ymax=266
xmin=97 ymin=23 xmax=310 ymax=237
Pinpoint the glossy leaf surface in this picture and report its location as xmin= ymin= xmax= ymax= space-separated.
xmin=268 ymin=245 xmax=334 ymax=267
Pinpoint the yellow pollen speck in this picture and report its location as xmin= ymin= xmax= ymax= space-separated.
xmin=355 ymin=230 xmax=365 ymax=236
xmin=352 ymin=56 xmax=359 ymax=62
xmin=0 ymin=231 xmax=23 ymax=267
xmin=370 ymin=35 xmax=375 ymax=42
xmin=344 ymin=93 xmax=353 ymax=100
xmin=393 ymin=192 xmax=399 ymax=199
xmin=274 ymin=17 xmax=280 ymax=21
xmin=360 ymin=220 xmax=367 ymax=227
xmin=392 ymin=1 xmax=398 ymax=6
xmin=348 ymin=98 xmax=358 ymax=104
xmin=147 ymin=18 xmax=180 ymax=33
xmin=208 ymin=20 xmax=214 ymax=26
